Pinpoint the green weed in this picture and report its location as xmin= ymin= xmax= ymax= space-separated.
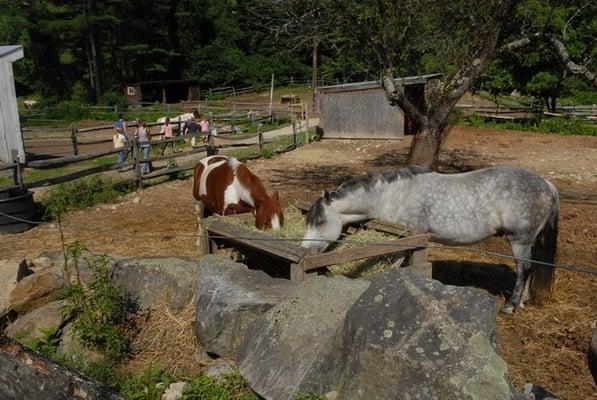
xmin=13 ymin=326 xmax=60 ymax=358
xmin=117 ymin=367 xmax=173 ymax=400
xmin=182 ymin=373 xmax=258 ymax=400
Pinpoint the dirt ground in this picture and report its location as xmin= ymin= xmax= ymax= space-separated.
xmin=1 ymin=125 xmax=596 ymax=399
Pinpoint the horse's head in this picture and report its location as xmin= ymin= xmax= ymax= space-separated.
xmin=255 ymin=191 xmax=284 ymax=230
xmin=302 ymin=191 xmax=343 ymax=252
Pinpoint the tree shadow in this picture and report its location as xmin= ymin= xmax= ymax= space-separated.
xmin=432 ymin=260 xmax=516 ymax=298
xmin=268 ymin=165 xmax=355 ymax=191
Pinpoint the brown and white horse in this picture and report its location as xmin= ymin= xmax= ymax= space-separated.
xmin=192 ymin=155 xmax=284 ymax=229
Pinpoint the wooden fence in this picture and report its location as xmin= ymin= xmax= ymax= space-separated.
xmin=0 ymin=106 xmax=312 ymax=194
xmin=457 ymin=103 xmax=597 ymax=122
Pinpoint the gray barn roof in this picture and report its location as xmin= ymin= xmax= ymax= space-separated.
xmin=317 ymin=73 xmax=443 ymax=93
xmin=0 ymin=45 xmax=24 ymax=62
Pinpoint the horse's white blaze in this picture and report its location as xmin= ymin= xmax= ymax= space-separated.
xmin=198 ymin=156 xmax=228 ymax=196
xmin=223 ymin=176 xmax=254 ymax=211
xmin=271 ymin=214 xmax=280 ymax=230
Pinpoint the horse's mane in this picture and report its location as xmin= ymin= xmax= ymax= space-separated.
xmin=306 ymin=166 xmax=429 ymax=227
xmin=332 ymin=165 xmax=430 ymax=200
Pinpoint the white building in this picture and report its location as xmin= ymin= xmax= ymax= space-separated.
xmin=0 ymin=45 xmax=25 ymax=164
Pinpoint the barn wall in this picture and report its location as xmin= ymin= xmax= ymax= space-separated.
xmin=318 ymin=87 xmax=404 ymax=139
xmin=0 ymin=49 xmax=25 ymax=164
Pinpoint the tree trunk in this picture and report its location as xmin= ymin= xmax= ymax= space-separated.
xmin=89 ymin=29 xmax=101 ymax=103
xmin=407 ymin=124 xmax=444 ymax=168
xmin=311 ymin=37 xmax=319 ymax=113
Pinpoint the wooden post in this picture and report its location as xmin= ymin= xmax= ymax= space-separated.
xmin=207 ymin=113 xmax=216 ymax=156
xmin=258 ymin=123 xmax=263 ymax=153
xmin=269 ymin=73 xmax=275 ymax=123
xmin=70 ymin=124 xmax=79 ymax=156
xmin=11 ymin=150 xmax=23 ymax=188
xmin=290 ymin=263 xmax=305 ymax=281
xmin=177 ymin=117 xmax=182 ymax=137
xmin=292 ymin=116 xmax=297 ymax=147
xmin=196 ymin=202 xmax=211 ymax=256
xmin=132 ymin=138 xmax=142 ymax=189
xmin=305 ymin=105 xmax=310 ymax=144
xmin=231 ymin=112 xmax=235 ymax=134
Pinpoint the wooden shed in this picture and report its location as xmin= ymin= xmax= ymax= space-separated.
xmin=316 ymin=74 xmax=442 ymax=139
xmin=124 ymin=79 xmax=200 ymax=105
xmin=0 ymin=45 xmax=25 ymax=164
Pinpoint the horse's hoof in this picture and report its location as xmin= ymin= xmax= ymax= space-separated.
xmin=500 ymin=304 xmax=515 ymax=314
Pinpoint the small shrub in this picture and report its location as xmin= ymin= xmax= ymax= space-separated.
xmin=14 ymin=326 xmax=60 ymax=358
xmin=261 ymin=148 xmax=275 ymax=159
xmin=117 ymin=367 xmax=173 ymax=400
xmin=183 ymin=373 xmax=259 ymax=400
xmin=41 ymin=175 xmax=126 ymax=219
xmin=62 ymin=242 xmax=128 ymax=361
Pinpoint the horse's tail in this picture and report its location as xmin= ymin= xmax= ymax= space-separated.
xmin=529 ymin=180 xmax=559 ymax=303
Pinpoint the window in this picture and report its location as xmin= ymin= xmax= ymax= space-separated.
xmin=127 ymin=86 xmax=136 ymax=96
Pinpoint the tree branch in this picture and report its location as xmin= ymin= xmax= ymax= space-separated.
xmin=381 ymin=72 xmax=426 ymax=125
xmin=549 ymin=35 xmax=597 ymax=87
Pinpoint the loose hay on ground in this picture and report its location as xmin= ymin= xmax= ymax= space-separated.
xmin=206 ymin=206 xmax=400 ymax=278
xmin=125 ymin=291 xmax=202 ymax=377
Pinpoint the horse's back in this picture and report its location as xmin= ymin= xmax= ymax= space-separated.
xmin=415 ymin=166 xmax=555 ymax=243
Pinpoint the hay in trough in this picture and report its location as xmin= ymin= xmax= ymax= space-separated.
xmin=206 ymin=206 xmax=399 ymax=278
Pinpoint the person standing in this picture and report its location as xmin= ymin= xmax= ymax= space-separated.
xmin=185 ymin=116 xmax=199 ymax=148
xmin=135 ymin=120 xmax=152 ymax=174
xmin=113 ymin=129 xmax=127 ymax=171
xmin=161 ymin=117 xmax=175 ymax=155
xmin=199 ymin=115 xmax=210 ymax=143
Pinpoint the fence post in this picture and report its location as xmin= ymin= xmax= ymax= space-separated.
xmin=70 ymin=124 xmax=79 ymax=156
xmin=258 ymin=123 xmax=263 ymax=153
xmin=231 ymin=112 xmax=235 ymax=134
xmin=304 ymin=104 xmax=310 ymax=144
xmin=292 ymin=116 xmax=297 ymax=148
xmin=11 ymin=150 xmax=23 ymax=188
xmin=132 ymin=138 xmax=142 ymax=189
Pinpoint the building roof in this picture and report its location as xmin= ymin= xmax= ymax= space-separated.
xmin=0 ymin=45 xmax=24 ymax=63
xmin=317 ymin=73 xmax=443 ymax=94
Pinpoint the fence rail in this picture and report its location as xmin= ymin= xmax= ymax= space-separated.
xmin=2 ymin=105 xmax=312 ymax=193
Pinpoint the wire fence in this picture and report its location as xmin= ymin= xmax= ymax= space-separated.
xmin=0 ymin=209 xmax=594 ymax=277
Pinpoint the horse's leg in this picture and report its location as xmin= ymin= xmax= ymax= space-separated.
xmin=502 ymin=240 xmax=533 ymax=314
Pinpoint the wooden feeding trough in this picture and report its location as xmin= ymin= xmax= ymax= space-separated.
xmin=201 ymin=203 xmax=431 ymax=281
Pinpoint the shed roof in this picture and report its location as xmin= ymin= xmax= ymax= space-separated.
xmin=317 ymin=73 xmax=443 ymax=94
xmin=0 ymin=45 xmax=24 ymax=63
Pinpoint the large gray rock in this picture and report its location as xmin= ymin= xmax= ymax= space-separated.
xmin=0 ymin=259 xmax=31 ymax=317
xmin=195 ymin=255 xmax=292 ymax=357
xmin=337 ymin=269 xmax=518 ymax=400
xmin=5 ymin=300 xmax=64 ymax=340
xmin=112 ymin=257 xmax=199 ymax=312
xmin=36 ymin=249 xmax=120 ymax=285
xmin=55 ymin=323 xmax=102 ymax=364
xmin=237 ymin=275 xmax=370 ymax=400
xmin=9 ymin=270 xmax=65 ymax=314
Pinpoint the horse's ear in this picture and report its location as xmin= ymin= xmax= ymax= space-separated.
xmin=323 ymin=190 xmax=332 ymax=204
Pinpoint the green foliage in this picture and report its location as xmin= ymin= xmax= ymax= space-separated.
xmin=14 ymin=326 xmax=60 ymax=358
xmin=260 ymin=148 xmax=275 ymax=159
xmin=40 ymin=176 xmax=126 ymax=219
xmin=117 ymin=367 xmax=173 ymax=400
xmin=296 ymin=394 xmax=328 ymax=400
xmin=182 ymin=373 xmax=258 ymax=400
xmin=61 ymin=242 xmax=128 ymax=360
xmin=464 ymin=115 xmax=596 ymax=136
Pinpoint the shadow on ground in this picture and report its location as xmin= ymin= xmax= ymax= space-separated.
xmin=432 ymin=260 xmax=516 ymax=298
xmin=268 ymin=165 xmax=356 ymax=191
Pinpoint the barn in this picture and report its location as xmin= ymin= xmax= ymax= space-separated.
xmin=0 ymin=45 xmax=25 ymax=164
xmin=316 ymin=73 xmax=442 ymax=139
xmin=124 ymin=79 xmax=200 ymax=105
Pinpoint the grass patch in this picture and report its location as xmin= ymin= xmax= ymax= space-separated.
xmin=40 ymin=175 xmax=133 ymax=219
xmin=463 ymin=115 xmax=596 ymax=136
xmin=182 ymin=373 xmax=259 ymax=400
xmin=13 ymin=326 xmax=61 ymax=358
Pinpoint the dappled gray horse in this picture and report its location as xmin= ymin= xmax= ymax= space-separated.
xmin=302 ymin=166 xmax=558 ymax=313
